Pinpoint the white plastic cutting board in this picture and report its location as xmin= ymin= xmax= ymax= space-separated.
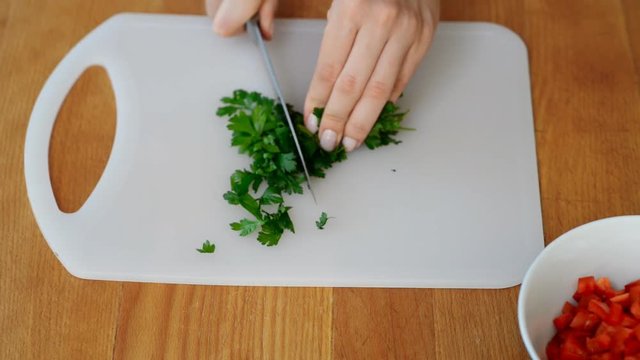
xmin=25 ymin=13 xmax=543 ymax=288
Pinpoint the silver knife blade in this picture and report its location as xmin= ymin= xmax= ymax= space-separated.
xmin=246 ymin=19 xmax=317 ymax=204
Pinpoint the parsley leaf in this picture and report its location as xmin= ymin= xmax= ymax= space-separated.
xmin=363 ymin=102 xmax=415 ymax=149
xmin=231 ymin=170 xmax=259 ymax=195
xmin=238 ymin=193 xmax=262 ymax=220
xmin=223 ymin=191 xmax=240 ymax=205
xmin=260 ymin=187 xmax=284 ymax=205
xmin=230 ymin=219 xmax=261 ymax=236
xmin=257 ymin=221 xmax=285 ymax=246
xmin=196 ymin=240 xmax=216 ymax=253
xmin=277 ymin=152 xmax=297 ymax=173
xmin=217 ymin=90 xmax=409 ymax=246
xmin=316 ymin=212 xmax=331 ymax=230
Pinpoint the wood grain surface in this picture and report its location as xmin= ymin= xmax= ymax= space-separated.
xmin=1 ymin=0 xmax=639 ymax=359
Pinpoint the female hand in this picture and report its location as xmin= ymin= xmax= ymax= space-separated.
xmin=206 ymin=0 xmax=278 ymax=40
xmin=304 ymin=0 xmax=439 ymax=152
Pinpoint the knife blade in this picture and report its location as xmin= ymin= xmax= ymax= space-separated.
xmin=246 ymin=18 xmax=317 ymax=204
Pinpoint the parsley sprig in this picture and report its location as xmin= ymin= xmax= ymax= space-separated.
xmin=315 ymin=212 xmax=331 ymax=230
xmin=196 ymin=240 xmax=216 ymax=253
xmin=217 ymin=89 xmax=409 ymax=246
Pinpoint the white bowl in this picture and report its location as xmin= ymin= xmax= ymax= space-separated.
xmin=518 ymin=215 xmax=640 ymax=359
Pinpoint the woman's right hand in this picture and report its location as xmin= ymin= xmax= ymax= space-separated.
xmin=206 ymin=0 xmax=278 ymax=40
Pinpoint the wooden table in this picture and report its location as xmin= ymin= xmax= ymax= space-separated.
xmin=2 ymin=0 xmax=639 ymax=358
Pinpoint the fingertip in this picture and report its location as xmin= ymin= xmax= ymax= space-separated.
xmin=212 ymin=23 xmax=224 ymax=36
xmin=212 ymin=15 xmax=231 ymax=36
xmin=342 ymin=136 xmax=358 ymax=152
xmin=259 ymin=0 xmax=277 ymax=40
xmin=268 ymin=21 xmax=274 ymax=39
xmin=320 ymin=129 xmax=338 ymax=152
xmin=260 ymin=22 xmax=274 ymax=40
xmin=306 ymin=113 xmax=319 ymax=134
xmin=304 ymin=100 xmax=323 ymax=132
xmin=259 ymin=17 xmax=274 ymax=40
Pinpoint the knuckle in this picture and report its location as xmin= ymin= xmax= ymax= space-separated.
xmin=326 ymin=3 xmax=335 ymax=20
xmin=422 ymin=25 xmax=434 ymax=42
xmin=316 ymin=62 xmax=341 ymax=84
xmin=346 ymin=120 xmax=371 ymax=140
xmin=419 ymin=17 xmax=435 ymax=42
xmin=322 ymin=111 xmax=348 ymax=126
xmin=402 ymin=13 xmax=421 ymax=35
xmin=364 ymin=79 xmax=392 ymax=101
xmin=394 ymin=75 xmax=410 ymax=93
xmin=336 ymin=73 xmax=360 ymax=94
xmin=334 ymin=0 xmax=362 ymax=23
xmin=375 ymin=2 xmax=399 ymax=27
xmin=422 ymin=8 xmax=437 ymax=29
xmin=304 ymin=96 xmax=324 ymax=113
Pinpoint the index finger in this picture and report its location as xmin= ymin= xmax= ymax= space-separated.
xmin=303 ymin=17 xmax=357 ymax=133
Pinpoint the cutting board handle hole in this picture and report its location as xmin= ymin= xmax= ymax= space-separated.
xmin=48 ymin=66 xmax=116 ymax=213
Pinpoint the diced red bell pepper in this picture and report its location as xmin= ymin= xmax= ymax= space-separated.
xmin=590 ymin=353 xmax=614 ymax=360
xmin=607 ymin=303 xmax=625 ymax=325
xmin=630 ymin=286 xmax=640 ymax=303
xmin=623 ymin=315 xmax=640 ymax=328
xmin=597 ymin=277 xmax=618 ymax=298
xmin=548 ymin=278 xmax=640 ymax=359
xmin=587 ymin=333 xmax=612 ymax=353
xmin=598 ymin=277 xmax=612 ymax=289
xmin=571 ymin=310 xmax=601 ymax=331
xmin=631 ymin=302 xmax=640 ymax=320
xmin=574 ymin=276 xmax=597 ymax=301
xmin=626 ymin=337 xmax=640 ymax=355
xmin=611 ymin=293 xmax=632 ymax=308
xmin=590 ymin=299 xmax=611 ymax=320
xmin=563 ymin=301 xmax=577 ymax=315
xmin=555 ymin=313 xmax=575 ymax=331
xmin=626 ymin=280 xmax=640 ymax=293
xmin=547 ymin=334 xmax=562 ymax=360
xmin=560 ymin=335 xmax=589 ymax=360
xmin=578 ymin=294 xmax=599 ymax=310
xmin=613 ymin=327 xmax=635 ymax=353
xmin=560 ymin=329 xmax=592 ymax=342
xmin=597 ymin=322 xmax=617 ymax=337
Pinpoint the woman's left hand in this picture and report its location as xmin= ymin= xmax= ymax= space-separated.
xmin=304 ymin=0 xmax=440 ymax=152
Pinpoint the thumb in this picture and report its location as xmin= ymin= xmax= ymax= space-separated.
xmin=213 ymin=0 xmax=262 ymax=36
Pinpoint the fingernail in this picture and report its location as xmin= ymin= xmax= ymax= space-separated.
xmin=269 ymin=22 xmax=274 ymax=37
xmin=320 ymin=130 xmax=337 ymax=152
xmin=307 ymin=114 xmax=319 ymax=134
xmin=342 ymin=137 xmax=357 ymax=152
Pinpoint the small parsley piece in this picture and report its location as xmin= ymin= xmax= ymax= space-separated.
xmin=197 ymin=240 xmax=216 ymax=253
xmin=217 ymin=90 xmax=410 ymax=246
xmin=315 ymin=212 xmax=331 ymax=230
xmin=230 ymin=219 xmax=261 ymax=236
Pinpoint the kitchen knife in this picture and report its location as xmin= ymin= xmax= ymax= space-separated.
xmin=246 ymin=18 xmax=317 ymax=203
